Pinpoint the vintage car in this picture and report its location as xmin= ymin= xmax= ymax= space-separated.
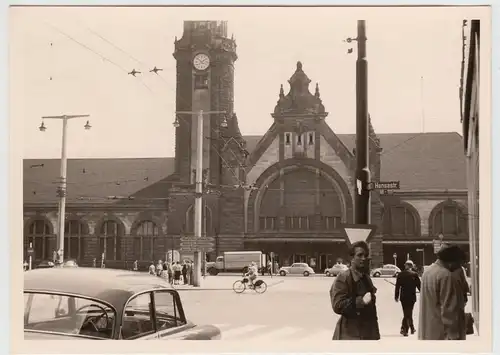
xmin=370 ymin=264 xmax=401 ymax=278
xmin=278 ymin=263 xmax=315 ymax=277
xmin=324 ymin=263 xmax=348 ymax=277
xmin=24 ymin=268 xmax=221 ymax=340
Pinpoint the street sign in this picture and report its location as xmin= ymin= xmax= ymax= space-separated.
xmin=393 ymin=253 xmax=397 ymax=258
xmin=416 ymin=248 xmax=424 ymax=252
xmin=180 ymin=238 xmax=215 ymax=253
xmin=27 ymin=247 xmax=34 ymax=255
xmin=341 ymin=224 xmax=377 ymax=245
xmin=368 ymin=181 xmax=400 ymax=190
xmin=356 ymin=179 xmax=362 ymax=195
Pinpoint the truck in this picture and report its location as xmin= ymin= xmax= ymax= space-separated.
xmin=206 ymin=251 xmax=264 ymax=275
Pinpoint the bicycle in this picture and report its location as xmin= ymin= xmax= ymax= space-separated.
xmin=233 ymin=277 xmax=267 ymax=294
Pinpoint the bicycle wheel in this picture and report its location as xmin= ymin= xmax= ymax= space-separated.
xmin=233 ymin=280 xmax=246 ymax=293
xmin=254 ymin=280 xmax=267 ymax=294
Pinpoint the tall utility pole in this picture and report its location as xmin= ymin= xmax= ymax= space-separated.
xmin=39 ymin=114 xmax=91 ymax=266
xmin=355 ymin=20 xmax=371 ymax=225
xmin=175 ymin=110 xmax=226 ymax=287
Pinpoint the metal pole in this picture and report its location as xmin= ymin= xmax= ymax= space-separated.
xmin=29 ymin=242 xmax=33 ymax=271
xmin=56 ymin=118 xmax=68 ymax=266
xmin=355 ymin=20 xmax=371 ymax=225
xmin=192 ymin=110 xmax=204 ymax=287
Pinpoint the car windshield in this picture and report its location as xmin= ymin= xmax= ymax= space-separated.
xmin=24 ymin=292 xmax=116 ymax=339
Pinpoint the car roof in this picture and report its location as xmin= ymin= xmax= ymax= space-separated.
xmin=24 ymin=267 xmax=174 ymax=308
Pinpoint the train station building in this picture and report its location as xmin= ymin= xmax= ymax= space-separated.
xmin=23 ymin=21 xmax=470 ymax=271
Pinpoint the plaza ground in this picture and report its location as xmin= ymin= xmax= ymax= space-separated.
xmin=176 ymin=274 xmax=477 ymax=341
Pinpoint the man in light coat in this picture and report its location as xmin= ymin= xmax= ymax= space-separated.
xmin=418 ymin=244 xmax=467 ymax=340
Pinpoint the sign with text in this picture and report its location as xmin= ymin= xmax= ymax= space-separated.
xmin=180 ymin=236 xmax=215 ymax=253
xmin=368 ymin=181 xmax=400 ymax=190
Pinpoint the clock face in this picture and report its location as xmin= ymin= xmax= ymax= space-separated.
xmin=193 ymin=53 xmax=210 ymax=71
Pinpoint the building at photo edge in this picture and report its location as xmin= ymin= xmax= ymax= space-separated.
xmin=460 ymin=19 xmax=479 ymax=331
xmin=23 ymin=20 xmax=472 ymax=272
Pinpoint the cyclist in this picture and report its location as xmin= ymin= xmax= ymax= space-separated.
xmin=245 ymin=261 xmax=259 ymax=287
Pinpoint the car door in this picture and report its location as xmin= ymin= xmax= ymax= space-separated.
xmin=153 ymin=290 xmax=192 ymax=339
xmin=121 ymin=292 xmax=159 ymax=340
xmin=290 ymin=263 xmax=299 ymax=274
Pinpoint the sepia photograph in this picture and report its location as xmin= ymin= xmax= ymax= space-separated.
xmin=9 ymin=4 xmax=491 ymax=353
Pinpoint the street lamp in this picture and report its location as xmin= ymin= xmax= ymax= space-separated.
xmin=39 ymin=114 xmax=91 ymax=266
xmin=173 ymin=110 xmax=226 ymax=287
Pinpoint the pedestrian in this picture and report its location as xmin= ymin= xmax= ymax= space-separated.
xmin=182 ymin=262 xmax=188 ymax=285
xmin=267 ymin=260 xmax=272 ymax=276
xmin=418 ymin=244 xmax=467 ymax=340
xmin=395 ymin=260 xmax=421 ymax=336
xmin=173 ymin=261 xmax=182 ymax=285
xmin=156 ymin=260 xmax=163 ymax=277
xmin=148 ymin=261 xmax=156 ymax=275
xmin=133 ymin=260 xmax=138 ymax=271
xmin=162 ymin=260 xmax=168 ymax=280
xmin=274 ymin=261 xmax=279 ymax=275
xmin=167 ymin=262 xmax=173 ymax=284
xmin=187 ymin=261 xmax=193 ymax=285
xmin=330 ymin=241 xmax=380 ymax=340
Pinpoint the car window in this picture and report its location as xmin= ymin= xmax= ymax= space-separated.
xmin=121 ymin=292 xmax=155 ymax=339
xmin=153 ymin=291 xmax=186 ymax=331
xmin=291 ymin=264 xmax=298 ymax=267
xmin=24 ymin=292 xmax=115 ymax=339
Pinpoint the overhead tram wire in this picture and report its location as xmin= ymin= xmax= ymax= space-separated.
xmin=43 ymin=21 xmax=153 ymax=93
xmin=83 ymin=25 xmax=248 ymax=186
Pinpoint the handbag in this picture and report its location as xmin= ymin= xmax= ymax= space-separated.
xmin=465 ymin=312 xmax=474 ymax=335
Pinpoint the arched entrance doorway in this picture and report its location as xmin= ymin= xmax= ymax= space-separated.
xmin=246 ymin=160 xmax=353 ymax=272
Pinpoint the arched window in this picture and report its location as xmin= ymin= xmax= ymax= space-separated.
xmin=99 ymin=220 xmax=124 ymax=261
xmin=64 ymin=220 xmax=88 ymax=261
xmin=185 ymin=205 xmax=212 ymax=236
xmin=390 ymin=205 xmax=418 ymax=236
xmin=431 ymin=203 xmax=468 ymax=237
xmin=133 ymin=221 xmax=160 ymax=261
xmin=25 ymin=219 xmax=52 ymax=260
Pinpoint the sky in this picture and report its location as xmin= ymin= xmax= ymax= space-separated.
xmin=10 ymin=6 xmax=477 ymax=159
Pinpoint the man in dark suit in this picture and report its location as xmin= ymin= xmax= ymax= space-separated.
xmin=395 ymin=260 xmax=421 ymax=336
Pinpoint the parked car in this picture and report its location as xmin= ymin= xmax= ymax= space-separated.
xmin=324 ymin=263 xmax=348 ymax=277
xmin=35 ymin=259 xmax=79 ymax=269
xmin=24 ymin=268 xmax=221 ymax=340
xmin=279 ymin=263 xmax=315 ymax=277
xmin=370 ymin=264 xmax=401 ymax=278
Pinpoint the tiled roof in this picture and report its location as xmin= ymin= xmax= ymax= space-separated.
xmin=23 ymin=132 xmax=466 ymax=205
xmin=24 ymin=158 xmax=175 ymax=205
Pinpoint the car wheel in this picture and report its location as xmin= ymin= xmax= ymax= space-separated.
xmin=325 ymin=271 xmax=331 ymax=277
xmin=373 ymin=272 xmax=381 ymax=277
xmin=303 ymin=271 xmax=310 ymax=277
xmin=208 ymin=268 xmax=218 ymax=276
xmin=279 ymin=270 xmax=286 ymax=276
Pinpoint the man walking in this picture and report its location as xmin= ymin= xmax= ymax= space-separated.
xmin=418 ymin=244 xmax=467 ymax=340
xmin=395 ymin=260 xmax=421 ymax=336
xmin=330 ymin=241 xmax=380 ymax=340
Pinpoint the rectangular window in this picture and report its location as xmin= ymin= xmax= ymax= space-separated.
xmin=285 ymin=133 xmax=291 ymax=145
xmin=297 ymin=134 xmax=302 ymax=146
xmin=153 ymin=291 xmax=186 ymax=331
xmin=322 ymin=216 xmax=340 ymax=230
xmin=194 ymin=74 xmax=209 ymax=89
xmin=299 ymin=216 xmax=309 ymax=230
xmin=308 ymin=133 xmax=314 ymax=145
xmin=121 ymin=292 xmax=155 ymax=339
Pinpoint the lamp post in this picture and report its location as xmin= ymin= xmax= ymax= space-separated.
xmin=173 ymin=110 xmax=227 ymax=287
xmin=39 ymin=114 xmax=91 ymax=266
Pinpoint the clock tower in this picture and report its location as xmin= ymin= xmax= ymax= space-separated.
xmin=173 ymin=21 xmax=240 ymax=185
